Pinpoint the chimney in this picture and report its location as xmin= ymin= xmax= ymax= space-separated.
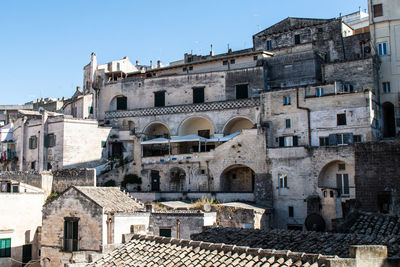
xmin=76 ymin=86 xmax=81 ymax=91
xmin=136 ymin=60 xmax=140 ymax=66
xmin=210 ymin=44 xmax=214 ymax=56
xmin=150 ymin=60 xmax=153 ymax=68
xmin=157 ymin=60 xmax=162 ymax=68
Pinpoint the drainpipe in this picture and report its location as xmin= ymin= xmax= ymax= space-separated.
xmin=107 ymin=216 xmax=112 ymax=244
xmin=176 ymin=219 xmax=181 ymax=239
xmin=296 ymin=88 xmax=312 ymax=147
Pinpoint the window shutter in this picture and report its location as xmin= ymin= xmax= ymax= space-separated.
xmin=279 ymin=137 xmax=284 ymax=147
xmin=44 ymin=135 xmax=49 ymax=148
xmin=336 ymin=174 xmax=342 ymax=195
xmin=345 ymin=133 xmax=353 ymax=145
xmin=328 ymin=134 xmax=337 ymax=146
xmin=64 ymin=220 xmax=68 ymax=249
xmin=73 ymin=220 xmax=78 ymax=251
xmin=343 ymin=174 xmax=349 ymax=195
xmin=293 ymin=136 xmax=299 ymax=146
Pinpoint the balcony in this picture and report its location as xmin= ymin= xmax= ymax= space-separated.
xmin=105 ymin=97 xmax=260 ymax=119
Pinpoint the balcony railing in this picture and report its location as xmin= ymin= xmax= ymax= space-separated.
xmin=105 ymin=97 xmax=260 ymax=119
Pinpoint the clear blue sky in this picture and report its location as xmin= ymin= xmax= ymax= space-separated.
xmin=0 ymin=0 xmax=367 ymax=105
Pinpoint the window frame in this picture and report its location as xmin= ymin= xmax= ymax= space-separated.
xmin=116 ymin=96 xmax=128 ymax=111
xmin=285 ymin=119 xmax=291 ymax=129
xmin=64 ymin=217 xmax=79 ymax=252
xmin=279 ymin=174 xmax=288 ymax=188
xmin=373 ymin=4 xmax=383 ymax=18
xmin=294 ymin=34 xmax=300 ymax=45
xmin=378 ymin=42 xmax=388 ymax=56
xmin=235 ymin=84 xmax=249 ymax=99
xmin=266 ymin=40 xmax=272 ymax=50
xmin=283 ymin=96 xmax=291 ymax=105
xmin=154 ymin=91 xmax=166 ymax=107
xmin=192 ymin=87 xmax=205 ymax=104
xmin=337 ymin=113 xmax=347 ymax=126
xmin=383 ymin=82 xmax=391 ymax=93
xmin=29 ymin=136 xmax=37 ymax=150
xmin=316 ymin=87 xmax=324 ymax=97
xmin=336 ymin=173 xmax=350 ymax=197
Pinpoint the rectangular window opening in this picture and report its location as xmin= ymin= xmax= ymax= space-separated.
xmin=288 ymin=206 xmax=294 ymax=217
xmin=337 ymin=113 xmax=347 ymax=126
xmin=64 ymin=218 xmax=79 ymax=252
xmin=154 ymin=91 xmax=165 ymax=107
xmin=294 ymin=34 xmax=300 ymax=45
xmin=0 ymin=238 xmax=11 ymax=258
xmin=236 ymin=84 xmax=248 ymax=99
xmin=373 ymin=4 xmax=383 ymax=17
xmin=159 ymin=228 xmax=172 ymax=237
xmin=193 ymin=87 xmax=205 ymax=104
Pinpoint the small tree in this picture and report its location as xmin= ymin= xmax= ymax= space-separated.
xmin=122 ymin=174 xmax=142 ymax=187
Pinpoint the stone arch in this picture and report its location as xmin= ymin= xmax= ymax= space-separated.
xmin=222 ymin=116 xmax=255 ymax=136
xmin=178 ymin=116 xmax=215 ymax=138
xmin=142 ymin=121 xmax=170 ymax=140
xmin=318 ymin=160 xmax=355 ymax=198
xmin=220 ymin=164 xmax=255 ymax=192
xmin=382 ymin=102 xmax=396 ymax=138
xmin=109 ymin=94 xmax=128 ymax=111
xmin=168 ymin=167 xmax=186 ymax=191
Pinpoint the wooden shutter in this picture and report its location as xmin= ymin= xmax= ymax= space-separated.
xmin=343 ymin=174 xmax=349 ymax=195
xmin=73 ymin=220 xmax=78 ymax=251
xmin=336 ymin=174 xmax=342 ymax=195
xmin=44 ymin=135 xmax=49 ymax=148
xmin=293 ymin=136 xmax=299 ymax=147
xmin=328 ymin=134 xmax=337 ymax=146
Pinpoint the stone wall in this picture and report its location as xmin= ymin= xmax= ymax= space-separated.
xmin=355 ymin=139 xmax=400 ymax=214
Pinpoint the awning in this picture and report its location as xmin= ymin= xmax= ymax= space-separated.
xmin=170 ymin=134 xmax=208 ymax=143
xmin=218 ymin=132 xmax=240 ymax=142
xmin=141 ymin=137 xmax=169 ymax=145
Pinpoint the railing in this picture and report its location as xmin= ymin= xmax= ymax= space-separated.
xmin=105 ymin=97 xmax=260 ymax=119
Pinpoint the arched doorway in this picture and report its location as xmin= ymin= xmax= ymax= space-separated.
xmin=168 ymin=167 xmax=186 ymax=191
xmin=383 ymin=102 xmax=396 ymax=138
xmin=223 ymin=117 xmax=254 ymax=136
xmin=318 ymin=161 xmax=355 ymax=198
xmin=109 ymin=95 xmax=128 ymax=111
xmin=178 ymin=116 xmax=214 ymax=138
xmin=143 ymin=122 xmax=170 ymax=140
xmin=220 ymin=165 xmax=255 ymax=192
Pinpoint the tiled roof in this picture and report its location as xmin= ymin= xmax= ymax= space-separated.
xmin=191 ymin=227 xmax=400 ymax=258
xmin=344 ymin=211 xmax=400 ymax=236
xmin=88 ymin=234 xmax=336 ymax=266
xmin=74 ymin=186 xmax=143 ymax=214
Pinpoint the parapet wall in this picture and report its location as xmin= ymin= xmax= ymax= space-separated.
xmin=0 ymin=168 xmax=96 ymax=196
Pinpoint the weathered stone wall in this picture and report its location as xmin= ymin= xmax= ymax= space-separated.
xmin=355 ymin=139 xmax=400 ymax=215
xmin=52 ymin=168 xmax=96 ymax=193
xmin=41 ymin=187 xmax=104 ymax=267
xmin=149 ymin=211 xmax=204 ymax=239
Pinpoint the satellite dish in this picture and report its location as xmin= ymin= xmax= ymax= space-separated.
xmin=305 ymin=213 xmax=326 ymax=232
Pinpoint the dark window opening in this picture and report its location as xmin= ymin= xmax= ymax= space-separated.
xmin=88 ymin=106 xmax=93 ymax=114
xmin=288 ymin=206 xmax=294 ymax=217
xmin=159 ymin=228 xmax=171 ymax=237
xmin=336 ymin=174 xmax=349 ymax=196
xmin=22 ymin=244 xmax=32 ymax=267
xmin=45 ymin=133 xmax=56 ymax=148
xmin=189 ymin=66 xmax=193 ymax=71
xmin=377 ymin=192 xmax=391 ymax=214
xmin=283 ymin=96 xmax=291 ymax=105
xmin=198 ymin=130 xmax=210 ymax=139
xmin=353 ymin=135 xmax=362 ymax=143
xmin=222 ymin=60 xmax=228 ymax=66
xmin=193 ymin=87 xmax=205 ymax=103
xmin=373 ymin=4 xmax=383 ymax=17
xmin=383 ymin=102 xmax=396 ymax=138
xmin=31 ymin=161 xmax=36 ymax=170
xmin=285 ymin=119 xmax=291 ymax=128
xmin=64 ymin=218 xmax=79 ymax=252
xmin=338 ymin=164 xmax=346 ymax=171
xmin=337 ymin=113 xmax=347 ymax=126
xmin=294 ymin=34 xmax=300 ymax=45
xmin=319 ymin=137 xmax=329 ymax=146
xmin=287 ymin=224 xmax=302 ymax=231
xmin=154 ymin=91 xmax=165 ymax=107
xmin=230 ymin=59 xmax=235 ymax=64
xmin=116 ymin=96 xmax=127 ymax=110
xmin=182 ymin=67 xmax=187 ymax=72
xmin=383 ymin=82 xmax=391 ymax=93
xmin=253 ymin=55 xmax=258 ymax=60
xmin=29 ymin=136 xmax=37 ymax=149
xmin=236 ymin=84 xmax=248 ymax=99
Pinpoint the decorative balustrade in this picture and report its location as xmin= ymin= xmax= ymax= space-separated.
xmin=105 ymin=97 xmax=260 ymax=119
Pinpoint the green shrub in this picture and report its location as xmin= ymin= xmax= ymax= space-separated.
xmin=103 ymin=179 xmax=116 ymax=187
xmin=122 ymin=174 xmax=142 ymax=187
xmin=45 ymin=192 xmax=58 ymax=203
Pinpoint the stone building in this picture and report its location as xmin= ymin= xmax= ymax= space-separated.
xmin=12 ymin=110 xmax=111 ymax=171
xmin=369 ymin=0 xmax=400 ymax=137
xmin=73 ymin=14 xmax=384 ymax=231
xmin=0 ymin=179 xmax=44 ymax=267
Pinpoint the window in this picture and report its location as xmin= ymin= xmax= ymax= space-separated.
xmin=353 ymin=135 xmax=362 ymax=143
xmin=373 ymin=4 xmax=383 ymax=17
xmin=88 ymin=106 xmax=93 ymax=114
xmin=383 ymin=82 xmax=391 ymax=93
xmin=101 ymin=141 xmax=106 ymax=148
xmin=279 ymin=136 xmax=298 ymax=147
xmin=193 ymin=87 xmax=205 ymax=103
xmin=319 ymin=137 xmax=329 ymax=146
xmin=288 ymin=206 xmax=294 ymax=217
xmin=283 ymin=96 xmax=291 ymax=105
xmin=189 ymin=66 xmax=193 ymax=71
xmin=236 ymin=84 xmax=248 ymax=99
xmin=0 ymin=238 xmax=11 ymax=257
xmin=279 ymin=174 xmax=288 ymax=188
xmin=29 ymin=136 xmax=37 ymax=149
xmin=378 ymin=42 xmax=388 ymax=56
xmin=328 ymin=133 xmax=353 ymax=146
xmin=342 ymin=84 xmax=354 ymax=93
xmin=253 ymin=55 xmax=258 ymax=61
xmin=285 ymin=119 xmax=291 ymax=128
xmin=198 ymin=130 xmax=210 ymax=139
xmin=1 ymin=182 xmax=10 ymax=192
xmin=182 ymin=67 xmax=187 ymax=72
xmin=337 ymin=113 xmax=346 ymax=126
xmin=230 ymin=59 xmax=235 ymax=64
xmin=12 ymin=185 xmax=18 ymax=193
xmin=338 ymin=164 xmax=346 ymax=171
xmin=116 ymin=96 xmax=127 ymax=110
xmin=336 ymin=174 xmax=349 ymax=197
xmin=159 ymin=228 xmax=171 ymax=237
xmin=64 ymin=218 xmax=79 ymax=252
xmin=45 ymin=134 xmax=56 ymax=148
xmin=266 ymin=40 xmax=272 ymax=50
xmin=154 ymin=91 xmax=165 ymax=107
xmin=222 ymin=60 xmax=228 ymax=66
xmin=31 ymin=161 xmax=36 ymax=170
xmin=294 ymin=34 xmax=300 ymax=45
xmin=316 ymin=87 xmax=324 ymax=97
xmin=187 ymin=57 xmax=192 ymax=63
